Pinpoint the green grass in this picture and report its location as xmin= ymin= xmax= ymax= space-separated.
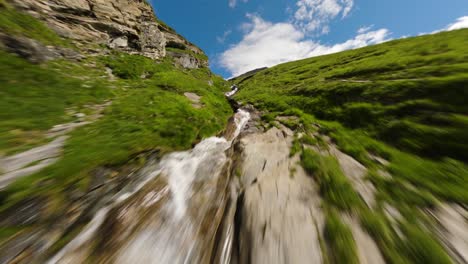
xmin=359 ymin=209 xmax=453 ymax=264
xmin=234 ymin=29 xmax=466 ymax=263
xmin=401 ymin=222 xmax=452 ymax=264
xmin=324 ymin=210 xmax=359 ymax=264
xmin=0 ymin=51 xmax=112 ymax=155
xmin=0 ymin=52 xmax=232 ymax=212
xmin=234 ymin=29 xmax=468 ymax=162
xmin=293 ymin=112 xmax=468 ymax=206
xmin=0 ymin=3 xmax=232 ymax=258
xmin=101 ymin=52 xmax=169 ymax=79
xmin=359 ymin=210 xmax=409 ymax=264
xmin=0 ymin=5 xmax=70 ymax=46
xmin=301 ymin=149 xmax=361 ymax=211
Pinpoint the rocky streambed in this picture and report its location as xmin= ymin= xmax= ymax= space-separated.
xmin=2 ymin=102 xmax=467 ymax=264
xmin=41 ymin=104 xmax=382 ymax=264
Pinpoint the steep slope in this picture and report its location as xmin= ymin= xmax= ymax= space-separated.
xmin=0 ymin=1 xmax=232 ymax=261
xmin=232 ymin=29 xmax=468 ymax=263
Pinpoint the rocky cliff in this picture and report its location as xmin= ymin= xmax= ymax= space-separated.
xmin=5 ymin=0 xmax=208 ymax=67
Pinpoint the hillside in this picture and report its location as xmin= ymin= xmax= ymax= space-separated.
xmin=0 ymin=0 xmax=467 ymax=263
xmin=0 ymin=1 xmax=232 ymax=261
xmin=232 ymin=29 xmax=468 ymax=263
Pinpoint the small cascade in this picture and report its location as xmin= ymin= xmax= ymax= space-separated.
xmin=48 ymin=109 xmax=250 ymax=264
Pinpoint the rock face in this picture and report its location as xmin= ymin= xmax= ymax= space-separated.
xmin=168 ymin=51 xmax=203 ymax=69
xmin=8 ymin=0 xmax=209 ymax=68
xmin=233 ymin=125 xmax=324 ymax=264
xmin=0 ymin=32 xmax=83 ymax=63
xmin=10 ymin=0 xmax=166 ymax=59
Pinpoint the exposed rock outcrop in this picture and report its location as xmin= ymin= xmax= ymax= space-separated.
xmin=10 ymin=0 xmax=166 ymax=59
xmin=168 ymin=50 xmax=206 ymax=69
xmin=7 ymin=0 xmax=209 ymax=68
xmin=233 ymin=124 xmax=324 ymax=264
xmin=0 ymin=33 xmax=82 ymax=63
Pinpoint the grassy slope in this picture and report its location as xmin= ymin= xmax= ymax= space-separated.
xmin=0 ymin=4 xmax=70 ymax=46
xmin=234 ymin=29 xmax=468 ymax=206
xmin=235 ymin=29 xmax=468 ymax=162
xmin=0 ymin=5 xmax=232 ymax=228
xmin=235 ymin=30 xmax=468 ymax=263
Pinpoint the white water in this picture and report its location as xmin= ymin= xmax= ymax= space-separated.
xmin=225 ymin=87 xmax=239 ymax=97
xmin=116 ymin=109 xmax=249 ymax=263
xmin=48 ymin=109 xmax=250 ymax=264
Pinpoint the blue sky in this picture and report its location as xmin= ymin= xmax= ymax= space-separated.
xmin=150 ymin=0 xmax=468 ymax=78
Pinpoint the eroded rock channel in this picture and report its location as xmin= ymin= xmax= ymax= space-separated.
xmin=1 ymin=104 xmax=391 ymax=263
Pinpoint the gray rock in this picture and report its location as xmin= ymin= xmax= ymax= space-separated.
xmin=74 ymin=113 xmax=86 ymax=118
xmin=10 ymin=0 xmax=167 ymax=60
xmin=0 ymin=33 xmax=59 ymax=63
xmin=109 ymin=36 xmax=128 ymax=49
xmin=235 ymin=126 xmax=324 ymax=264
xmin=167 ymin=51 xmax=202 ymax=69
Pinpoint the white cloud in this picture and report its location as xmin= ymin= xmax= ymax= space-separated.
xmin=293 ymin=0 xmax=354 ymax=33
xmin=220 ymin=14 xmax=390 ymax=77
xmin=445 ymin=16 xmax=468 ymax=31
xmin=217 ymin=30 xmax=232 ymax=44
xmin=357 ymin=25 xmax=373 ymax=34
xmin=229 ymin=0 xmax=248 ymax=8
xmin=420 ymin=16 xmax=468 ymax=35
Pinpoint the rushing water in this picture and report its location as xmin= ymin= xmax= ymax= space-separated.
xmin=48 ymin=109 xmax=250 ymax=264
xmin=225 ymin=87 xmax=239 ymax=97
